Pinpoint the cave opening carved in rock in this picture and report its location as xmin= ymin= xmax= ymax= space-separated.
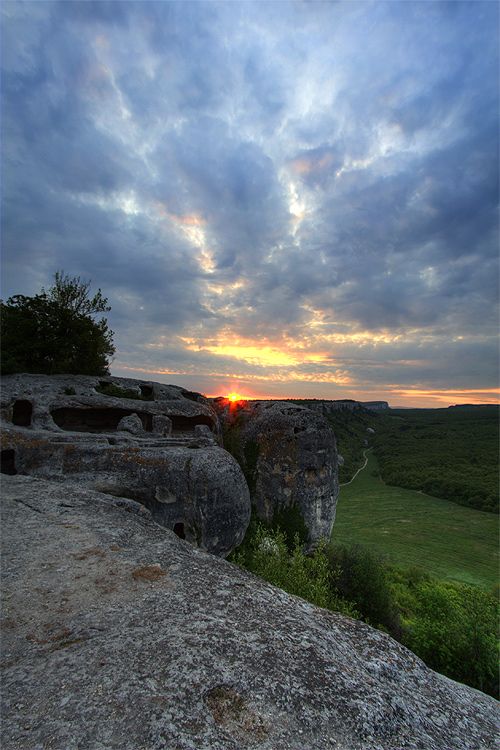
xmin=1 ymin=449 xmax=17 ymax=475
xmin=173 ymin=522 xmax=186 ymax=539
xmin=12 ymin=400 xmax=33 ymax=427
xmin=169 ymin=414 xmax=215 ymax=433
xmin=51 ymin=407 xmax=153 ymax=433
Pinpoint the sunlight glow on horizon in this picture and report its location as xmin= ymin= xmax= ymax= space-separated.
xmin=112 ymin=364 xmax=498 ymax=409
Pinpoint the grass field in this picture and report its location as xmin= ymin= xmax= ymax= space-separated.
xmin=329 ymin=450 xmax=499 ymax=590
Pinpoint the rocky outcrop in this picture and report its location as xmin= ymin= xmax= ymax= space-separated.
xmin=361 ymin=401 xmax=390 ymax=411
xmin=305 ymin=400 xmax=390 ymax=416
xmin=214 ymin=399 xmax=339 ymax=543
xmin=0 ymin=374 xmax=250 ymax=557
xmin=2 ymin=474 xmax=498 ymax=750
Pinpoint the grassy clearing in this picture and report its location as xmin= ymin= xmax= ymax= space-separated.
xmin=330 ymin=450 xmax=499 ymax=589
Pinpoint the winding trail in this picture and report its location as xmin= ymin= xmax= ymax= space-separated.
xmin=339 ymin=447 xmax=372 ymax=487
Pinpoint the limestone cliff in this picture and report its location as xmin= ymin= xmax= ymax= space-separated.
xmin=1 ymin=375 xmax=342 ymax=556
xmin=2 ymin=475 xmax=498 ymax=750
xmin=0 ymin=374 xmax=250 ymax=557
xmin=214 ymin=399 xmax=338 ymax=544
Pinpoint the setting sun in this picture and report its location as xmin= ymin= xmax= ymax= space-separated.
xmin=229 ymin=393 xmax=239 ymax=402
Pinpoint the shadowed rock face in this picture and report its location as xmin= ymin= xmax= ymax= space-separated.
xmin=0 ymin=374 xmax=250 ymax=557
xmin=214 ymin=399 xmax=339 ymax=544
xmin=2 ymin=475 xmax=498 ymax=750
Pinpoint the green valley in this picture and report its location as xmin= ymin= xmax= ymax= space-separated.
xmin=331 ymin=449 xmax=498 ymax=589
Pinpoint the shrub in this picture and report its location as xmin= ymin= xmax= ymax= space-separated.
xmin=271 ymin=498 xmax=310 ymax=550
xmin=232 ymin=525 xmax=357 ymax=617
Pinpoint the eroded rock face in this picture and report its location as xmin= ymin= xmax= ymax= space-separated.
xmin=2 ymin=475 xmax=498 ymax=750
xmin=214 ymin=399 xmax=339 ymax=544
xmin=0 ymin=374 xmax=250 ymax=557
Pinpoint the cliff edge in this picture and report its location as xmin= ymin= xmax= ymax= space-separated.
xmin=2 ymin=475 xmax=498 ymax=750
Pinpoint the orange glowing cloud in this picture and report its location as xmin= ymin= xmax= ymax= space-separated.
xmin=389 ymin=387 xmax=499 ymax=407
xmin=290 ymin=152 xmax=336 ymax=176
xmin=182 ymin=337 xmax=328 ymax=369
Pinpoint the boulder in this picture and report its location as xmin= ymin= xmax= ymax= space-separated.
xmin=0 ymin=374 xmax=249 ymax=557
xmin=2 ymin=475 xmax=498 ymax=750
xmin=214 ymin=400 xmax=339 ymax=544
xmin=117 ymin=413 xmax=145 ymax=435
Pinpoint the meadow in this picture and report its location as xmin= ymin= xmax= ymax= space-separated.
xmin=330 ymin=449 xmax=499 ymax=590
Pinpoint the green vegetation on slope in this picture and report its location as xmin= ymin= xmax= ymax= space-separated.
xmin=374 ymin=406 xmax=499 ymax=513
xmin=231 ymin=520 xmax=499 ymax=699
xmin=331 ymin=450 xmax=498 ymax=589
xmin=231 ymin=405 xmax=499 ymax=699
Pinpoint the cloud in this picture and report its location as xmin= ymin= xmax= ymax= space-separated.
xmin=1 ymin=0 xmax=498 ymax=405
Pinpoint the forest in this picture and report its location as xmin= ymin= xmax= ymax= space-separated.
xmin=373 ymin=406 xmax=499 ymax=513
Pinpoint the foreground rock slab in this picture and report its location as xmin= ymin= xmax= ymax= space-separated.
xmin=2 ymin=475 xmax=498 ymax=750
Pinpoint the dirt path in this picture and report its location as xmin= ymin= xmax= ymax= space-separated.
xmin=339 ymin=448 xmax=372 ymax=487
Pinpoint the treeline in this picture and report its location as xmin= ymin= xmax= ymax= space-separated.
xmin=374 ymin=407 xmax=499 ymax=513
xmin=230 ymin=524 xmax=499 ymax=699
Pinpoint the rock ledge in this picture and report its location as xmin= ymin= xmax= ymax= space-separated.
xmin=2 ymin=475 xmax=498 ymax=750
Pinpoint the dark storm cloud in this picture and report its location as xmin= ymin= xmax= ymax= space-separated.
xmin=1 ymin=0 xmax=498 ymax=403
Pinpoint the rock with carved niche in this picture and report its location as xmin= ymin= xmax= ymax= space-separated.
xmin=0 ymin=374 xmax=250 ymax=557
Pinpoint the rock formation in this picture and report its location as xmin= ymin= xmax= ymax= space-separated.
xmin=0 ymin=374 xmax=250 ymax=557
xmin=213 ymin=399 xmax=339 ymax=543
xmin=2 ymin=474 xmax=498 ymax=750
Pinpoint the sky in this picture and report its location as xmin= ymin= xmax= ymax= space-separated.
xmin=2 ymin=1 xmax=498 ymax=407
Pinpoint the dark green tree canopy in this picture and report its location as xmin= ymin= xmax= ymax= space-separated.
xmin=1 ymin=272 xmax=115 ymax=376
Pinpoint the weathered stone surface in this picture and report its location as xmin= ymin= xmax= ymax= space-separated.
xmin=117 ymin=413 xmax=145 ymax=435
xmin=2 ymin=475 xmax=498 ymax=750
xmin=0 ymin=373 xmax=219 ymax=437
xmin=214 ymin=400 xmax=339 ymax=545
xmin=0 ymin=374 xmax=250 ymax=557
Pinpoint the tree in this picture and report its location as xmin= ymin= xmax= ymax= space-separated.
xmin=45 ymin=271 xmax=111 ymax=317
xmin=1 ymin=271 xmax=115 ymax=376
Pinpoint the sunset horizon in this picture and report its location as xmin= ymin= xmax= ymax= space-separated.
xmin=2 ymin=1 xmax=498 ymax=409
xmin=110 ymin=363 xmax=499 ymax=409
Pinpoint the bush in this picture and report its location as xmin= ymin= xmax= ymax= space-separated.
xmin=231 ymin=525 xmax=358 ymax=617
xmin=95 ymin=383 xmax=154 ymax=401
xmin=404 ymin=579 xmax=499 ymax=697
xmin=271 ymin=498 xmax=310 ymax=550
